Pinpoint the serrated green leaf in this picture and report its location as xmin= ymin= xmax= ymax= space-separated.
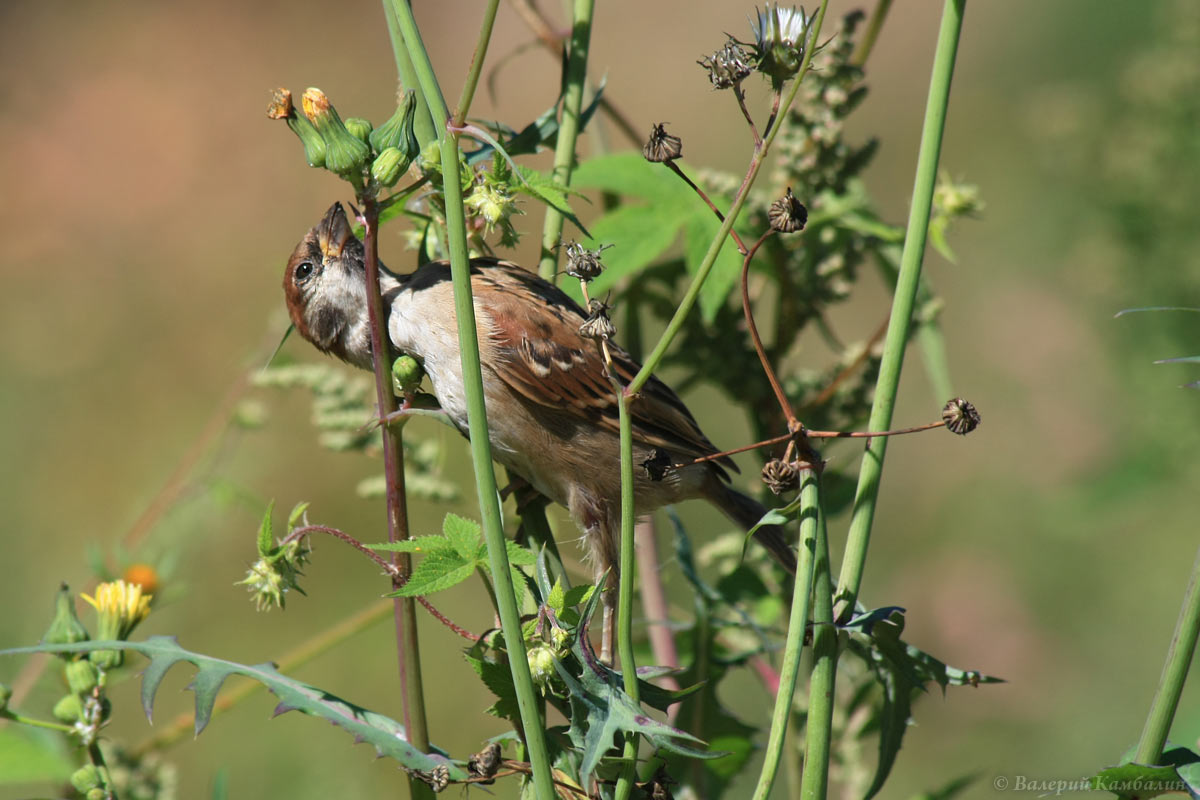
xmin=504 ymin=539 xmax=536 ymax=566
xmin=367 ymin=535 xmax=455 ymax=555
xmin=547 ymin=578 xmax=566 ymax=615
xmin=389 ymin=550 xmax=476 ymax=597
xmin=464 ymin=651 xmax=521 ymax=722
xmin=2 ymin=638 xmax=464 ymax=778
xmin=257 ymin=501 xmax=275 ymax=557
xmin=684 ymin=213 xmax=745 ymax=322
xmin=287 ymin=501 xmax=310 ymax=530
xmin=573 ymin=152 xmax=690 ymax=202
xmin=442 ymin=513 xmax=483 ymax=561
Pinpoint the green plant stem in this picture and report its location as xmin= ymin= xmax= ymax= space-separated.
xmin=452 ymin=0 xmax=502 ymax=125
xmin=851 ymin=0 xmax=893 ymax=68
xmin=361 ymin=198 xmax=433 ymax=800
xmin=1135 ymin=545 xmax=1200 ymax=765
xmin=627 ymin=0 xmax=828 ymax=396
xmin=387 ymin=4 xmax=555 ymax=798
xmin=800 ymin=487 xmax=836 ymax=800
xmin=613 ymin=386 xmax=640 ymax=800
xmin=751 ymin=470 xmax=821 ymax=800
xmin=0 ymin=710 xmax=73 ymax=733
xmin=382 ymin=0 xmax=436 ymax=146
xmin=834 ymin=0 xmax=965 ymax=617
xmin=537 ymin=0 xmax=596 ymax=279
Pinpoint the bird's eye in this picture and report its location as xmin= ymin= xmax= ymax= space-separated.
xmin=294 ymin=261 xmax=315 ymax=283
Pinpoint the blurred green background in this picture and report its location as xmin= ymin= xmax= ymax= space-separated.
xmin=2 ymin=1 xmax=1198 ymax=797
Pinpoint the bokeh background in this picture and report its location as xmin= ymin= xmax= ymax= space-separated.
xmin=2 ymin=1 xmax=1198 ymax=797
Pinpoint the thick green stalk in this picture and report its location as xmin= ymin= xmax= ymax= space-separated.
xmin=613 ymin=388 xmax=640 ymax=800
xmin=834 ymin=0 xmax=966 ymax=615
xmin=851 ymin=0 xmax=893 ymax=68
xmin=628 ymin=0 xmax=828 ymax=395
xmin=537 ymin=0 xmax=596 ymax=279
xmin=452 ymin=0 xmax=501 ymax=125
xmin=800 ymin=490 xmax=836 ymax=800
xmin=386 ymin=3 xmax=555 ymax=798
xmin=381 ymin=0 xmax=435 ymax=146
xmin=1135 ymin=546 xmax=1200 ymax=764
xmin=751 ymin=471 xmax=821 ymax=800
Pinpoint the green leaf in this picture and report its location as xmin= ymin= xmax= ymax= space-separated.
xmin=286 ymin=501 xmax=310 ymax=530
xmin=547 ymin=578 xmax=566 ymax=615
xmin=256 ymin=501 xmax=275 ymax=557
xmin=464 ymin=650 xmax=521 ymax=722
xmin=684 ymin=210 xmax=745 ymax=322
xmin=2 ymin=638 xmax=464 ymax=778
xmin=570 ymin=202 xmax=687 ymax=300
xmin=0 ymin=726 xmax=73 ymax=783
xmin=442 ymin=513 xmax=483 ymax=561
xmin=574 ymin=151 xmax=687 ymax=202
xmin=368 ymin=535 xmax=455 ymax=555
xmin=389 ymin=550 xmax=477 ymax=597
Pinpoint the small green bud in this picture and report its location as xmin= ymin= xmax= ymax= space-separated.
xmin=344 ymin=117 xmax=373 ymax=144
xmin=417 ymin=138 xmax=442 ymax=173
xmin=87 ymin=788 xmax=107 ymax=800
xmin=371 ymin=147 xmax=411 ymax=188
xmin=527 ymin=643 xmax=556 ymax=688
xmin=43 ymin=584 xmax=89 ymax=650
xmin=53 ymin=693 xmax=85 ymax=723
xmin=0 ymin=683 xmax=12 ymax=711
xmin=65 ymin=660 xmax=99 ymax=695
xmin=89 ymin=648 xmax=123 ymax=670
xmin=70 ymin=764 xmax=102 ymax=793
xmin=369 ymin=89 xmax=419 ymax=161
xmin=302 ymin=88 xmax=370 ymax=177
xmin=391 ymin=355 xmax=425 ymax=395
xmin=267 ymin=88 xmax=326 ymax=168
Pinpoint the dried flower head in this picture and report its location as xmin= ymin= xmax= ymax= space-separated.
xmin=698 ymin=39 xmax=753 ymax=90
xmin=750 ymin=4 xmax=814 ymax=84
xmin=429 ymin=765 xmax=449 ymax=793
xmin=641 ymin=448 xmax=674 ymax=482
xmin=768 ymin=187 xmax=808 ymax=232
xmin=643 ymin=123 xmax=682 ymax=163
xmin=266 ymin=88 xmax=293 ymax=119
xmin=564 ymin=241 xmax=612 ymax=281
xmin=468 ymin=743 xmax=502 ymax=784
xmin=941 ymin=397 xmax=981 ymax=435
xmin=579 ymin=299 xmax=616 ymax=341
xmin=762 ymin=458 xmax=800 ymax=494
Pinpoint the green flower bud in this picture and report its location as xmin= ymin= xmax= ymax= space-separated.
xmin=65 ymin=659 xmax=99 ymax=695
xmin=527 ymin=643 xmax=556 ymax=688
xmin=53 ymin=693 xmax=85 ymax=723
xmin=344 ymin=117 xmax=373 ymax=145
xmin=89 ymin=648 xmax=123 ymax=670
xmin=0 ymin=683 xmax=12 ymax=711
xmin=87 ymin=788 xmax=107 ymax=800
xmin=417 ymin=138 xmax=442 ymax=173
xmin=267 ymin=88 xmax=326 ymax=168
xmin=301 ymin=88 xmax=370 ymax=177
xmin=392 ymin=355 xmax=425 ymax=395
xmin=43 ymin=584 xmax=89 ymax=650
xmin=371 ymin=147 xmax=411 ymax=188
xmin=70 ymin=764 xmax=102 ymax=793
xmin=369 ymin=89 xmax=419 ymax=161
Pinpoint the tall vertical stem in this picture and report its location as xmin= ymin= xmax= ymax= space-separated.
xmin=800 ymin=491 xmax=836 ymax=800
xmin=537 ymin=0 xmax=596 ymax=279
xmin=834 ymin=0 xmax=966 ymax=615
xmin=386 ymin=3 xmax=555 ymax=798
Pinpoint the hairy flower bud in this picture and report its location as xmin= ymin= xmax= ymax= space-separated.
xmin=344 ymin=117 xmax=373 ymax=145
xmin=66 ymin=659 xmax=100 ymax=695
xmin=43 ymin=584 xmax=89 ymax=649
xmin=371 ymin=147 xmax=411 ymax=188
xmin=370 ymin=89 xmax=420 ymax=162
xmin=392 ymin=354 xmax=425 ymax=396
xmin=301 ymin=88 xmax=370 ymax=177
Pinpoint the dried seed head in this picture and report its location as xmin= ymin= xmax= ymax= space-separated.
xmin=941 ymin=397 xmax=981 ymax=435
xmin=643 ymin=123 xmax=682 ymax=163
xmin=468 ymin=743 xmax=502 ymax=784
xmin=579 ymin=299 xmax=616 ymax=341
xmin=638 ymin=767 xmax=678 ymax=800
xmin=641 ymin=448 xmax=674 ymax=482
xmin=768 ymin=187 xmax=808 ymax=232
xmin=564 ymin=240 xmax=612 ymax=281
xmin=761 ymin=458 xmax=800 ymax=494
xmin=266 ymin=88 xmax=293 ymax=119
xmin=429 ymin=765 xmax=449 ymax=793
xmin=698 ymin=40 xmax=753 ymax=90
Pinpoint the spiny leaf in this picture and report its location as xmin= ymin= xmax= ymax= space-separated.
xmin=256 ymin=501 xmax=275 ymax=558
xmin=2 ymin=638 xmax=464 ymax=778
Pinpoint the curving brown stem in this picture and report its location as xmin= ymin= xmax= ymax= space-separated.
xmin=663 ymin=160 xmax=748 ymax=255
xmin=733 ymin=84 xmax=761 ymax=146
xmin=741 ymin=230 xmax=798 ymax=425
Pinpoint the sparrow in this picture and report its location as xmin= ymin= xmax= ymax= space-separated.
xmin=283 ymin=203 xmax=796 ymax=659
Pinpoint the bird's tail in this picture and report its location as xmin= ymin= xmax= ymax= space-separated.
xmin=712 ymin=486 xmax=798 ymax=574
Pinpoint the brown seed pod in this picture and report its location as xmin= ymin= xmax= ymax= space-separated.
xmin=941 ymin=397 xmax=981 ymax=435
xmin=768 ymin=187 xmax=808 ymax=233
xmin=761 ymin=458 xmax=800 ymax=495
xmin=643 ymin=122 xmax=682 ymax=163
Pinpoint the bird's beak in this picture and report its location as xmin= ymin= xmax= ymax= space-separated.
xmin=317 ymin=202 xmax=353 ymax=260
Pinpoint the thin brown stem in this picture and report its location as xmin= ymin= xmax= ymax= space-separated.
xmin=664 ymin=160 xmax=748 ymax=255
xmin=734 ymin=85 xmax=762 ymax=146
xmin=741 ymin=230 xmax=797 ymax=424
xmin=285 ymin=524 xmax=397 ymax=575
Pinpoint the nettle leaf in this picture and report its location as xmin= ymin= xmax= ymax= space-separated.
xmin=442 ymin=513 xmax=483 ymax=561
xmin=391 ymin=550 xmax=478 ymax=597
xmin=572 ymin=152 xmax=752 ymax=321
xmin=256 ymin=501 xmax=275 ymax=557
xmin=2 ymin=638 xmax=464 ymax=778
xmin=464 ymin=650 xmax=521 ymax=722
